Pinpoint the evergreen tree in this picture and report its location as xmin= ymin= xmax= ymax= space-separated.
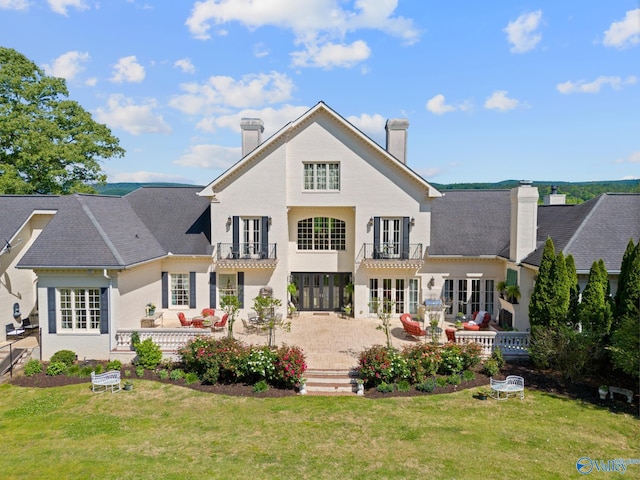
xmin=550 ymin=251 xmax=570 ymax=326
xmin=529 ymin=237 xmax=556 ymax=327
xmin=614 ymin=239 xmax=640 ymax=322
xmin=565 ymin=255 xmax=580 ymax=326
xmin=579 ymin=260 xmax=612 ymax=335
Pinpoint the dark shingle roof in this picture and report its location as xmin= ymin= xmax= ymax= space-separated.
xmin=525 ymin=194 xmax=640 ymax=272
xmin=429 ymin=190 xmax=511 ymax=256
xmin=11 ymin=187 xmax=212 ymax=269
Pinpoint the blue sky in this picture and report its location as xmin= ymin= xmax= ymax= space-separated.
xmin=1 ymin=1 xmax=639 ymax=185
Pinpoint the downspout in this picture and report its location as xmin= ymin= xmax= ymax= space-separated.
xmin=103 ymin=269 xmax=113 ymax=354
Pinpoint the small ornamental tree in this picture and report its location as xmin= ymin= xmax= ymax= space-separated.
xmin=220 ymin=294 xmax=240 ymax=339
xmin=370 ymin=298 xmax=395 ymax=348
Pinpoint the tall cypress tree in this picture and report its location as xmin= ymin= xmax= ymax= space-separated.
xmin=614 ymin=239 xmax=640 ymax=322
xmin=550 ymin=251 xmax=570 ymax=326
xmin=565 ymin=255 xmax=580 ymax=326
xmin=579 ymin=260 xmax=611 ymax=335
xmin=529 ymin=237 xmax=556 ymax=327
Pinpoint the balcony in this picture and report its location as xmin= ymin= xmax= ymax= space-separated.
xmin=359 ymin=243 xmax=424 ymax=269
xmin=215 ymin=243 xmax=278 ymax=269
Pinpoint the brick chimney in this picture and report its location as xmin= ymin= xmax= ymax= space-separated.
xmin=510 ymin=180 xmax=539 ymax=263
xmin=240 ymin=118 xmax=264 ymax=157
xmin=385 ymin=118 xmax=409 ymax=164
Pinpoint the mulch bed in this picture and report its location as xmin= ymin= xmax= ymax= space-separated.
xmin=9 ymin=361 xmax=639 ymax=415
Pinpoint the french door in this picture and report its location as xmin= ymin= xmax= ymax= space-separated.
xmin=292 ymin=272 xmax=351 ymax=312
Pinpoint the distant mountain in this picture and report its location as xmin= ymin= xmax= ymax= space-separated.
xmin=97 ymin=179 xmax=639 ymax=203
xmin=95 ymin=182 xmax=203 ymax=196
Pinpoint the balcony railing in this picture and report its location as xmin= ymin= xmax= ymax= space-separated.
xmin=360 ymin=243 xmax=423 ymax=261
xmin=455 ymin=330 xmax=530 ymax=359
xmin=216 ymin=243 xmax=277 ymax=261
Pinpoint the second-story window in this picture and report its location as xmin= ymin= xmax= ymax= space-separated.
xmin=304 ymin=162 xmax=340 ymax=190
xmin=297 ymin=217 xmax=346 ymax=250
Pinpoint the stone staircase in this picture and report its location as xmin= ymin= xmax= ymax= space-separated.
xmin=303 ymin=368 xmax=362 ymax=396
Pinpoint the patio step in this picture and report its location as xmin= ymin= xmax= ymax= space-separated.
xmin=303 ymin=369 xmax=360 ymax=396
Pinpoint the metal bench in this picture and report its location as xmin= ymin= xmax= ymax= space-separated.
xmin=91 ymin=370 xmax=121 ymax=393
xmin=490 ymin=375 xmax=524 ymax=400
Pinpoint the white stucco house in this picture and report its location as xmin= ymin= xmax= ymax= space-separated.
xmin=1 ymin=102 xmax=638 ymax=360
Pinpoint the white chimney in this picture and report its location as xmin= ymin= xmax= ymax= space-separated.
xmin=543 ymin=185 xmax=566 ymax=205
xmin=385 ymin=118 xmax=409 ymax=164
xmin=510 ymin=180 xmax=539 ymax=263
xmin=240 ymin=118 xmax=264 ymax=157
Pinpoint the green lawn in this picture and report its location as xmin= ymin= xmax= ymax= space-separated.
xmin=0 ymin=381 xmax=637 ymax=479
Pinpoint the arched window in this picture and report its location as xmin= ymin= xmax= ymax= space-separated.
xmin=297 ymin=217 xmax=346 ymax=251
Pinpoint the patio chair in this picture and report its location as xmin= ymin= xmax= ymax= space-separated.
xmin=241 ymin=318 xmax=257 ymax=334
xmin=445 ymin=328 xmax=456 ymax=342
xmin=178 ymin=312 xmax=192 ymax=327
xmin=212 ymin=314 xmax=228 ymax=332
xmin=5 ymin=323 xmax=25 ymax=339
xmin=399 ymin=315 xmax=426 ymax=339
xmin=22 ymin=317 xmax=39 ymax=335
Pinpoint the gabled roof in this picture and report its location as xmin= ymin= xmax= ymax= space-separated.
xmin=13 ymin=187 xmax=212 ymax=269
xmin=524 ymin=193 xmax=640 ymax=272
xmin=429 ymin=190 xmax=511 ymax=256
xmin=199 ymin=101 xmax=441 ymax=198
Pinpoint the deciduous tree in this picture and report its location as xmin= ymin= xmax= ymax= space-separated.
xmin=0 ymin=47 xmax=124 ymax=194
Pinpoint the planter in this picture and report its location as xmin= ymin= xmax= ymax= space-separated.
xmin=123 ymin=382 xmax=133 ymax=391
xmin=298 ymin=382 xmax=307 ymax=395
xmin=356 ymin=382 xmax=364 ymax=396
xmin=598 ymin=388 xmax=608 ymax=400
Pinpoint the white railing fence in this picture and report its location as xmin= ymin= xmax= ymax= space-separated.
xmin=115 ymin=328 xmax=212 ymax=353
xmin=455 ymin=330 xmax=530 ymax=359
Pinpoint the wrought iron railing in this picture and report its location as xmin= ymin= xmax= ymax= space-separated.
xmin=216 ymin=243 xmax=277 ymax=260
xmin=360 ymin=243 xmax=423 ymax=260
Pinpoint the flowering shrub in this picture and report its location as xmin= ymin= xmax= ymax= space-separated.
xmin=358 ymin=345 xmax=409 ymax=387
xmin=239 ymin=346 xmax=277 ymax=384
xmin=178 ymin=336 xmax=247 ymax=384
xmin=438 ymin=343 xmax=464 ymax=375
xmin=402 ymin=343 xmax=442 ymax=383
xmin=273 ymin=345 xmax=307 ymax=388
xmin=460 ymin=342 xmax=482 ymax=370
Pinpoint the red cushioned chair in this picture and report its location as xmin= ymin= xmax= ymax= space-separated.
xmin=201 ymin=308 xmax=215 ymax=318
xmin=178 ymin=312 xmax=192 ymax=327
xmin=445 ymin=328 xmax=456 ymax=342
xmin=212 ymin=313 xmax=228 ymax=332
xmin=472 ymin=311 xmax=492 ymax=329
xmin=400 ymin=314 xmax=426 ymax=339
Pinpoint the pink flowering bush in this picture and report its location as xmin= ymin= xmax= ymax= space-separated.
xmin=402 ymin=343 xmax=442 ymax=383
xmin=273 ymin=345 xmax=307 ymax=388
xmin=358 ymin=345 xmax=409 ymax=387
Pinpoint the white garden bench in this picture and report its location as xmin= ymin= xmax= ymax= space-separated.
xmin=490 ymin=375 xmax=524 ymax=400
xmin=91 ymin=370 xmax=121 ymax=393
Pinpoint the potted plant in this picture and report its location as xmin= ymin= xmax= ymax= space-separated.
xmin=344 ymin=281 xmax=354 ymax=305
xmin=342 ymin=303 xmax=352 ymax=317
xmin=123 ymin=380 xmax=133 ymax=391
xmin=476 ymin=387 xmax=490 ymax=400
xmin=455 ymin=320 xmax=463 ymax=330
xmin=145 ymin=303 xmax=156 ymax=316
xmin=356 ymin=378 xmax=365 ymax=396
xmin=598 ymin=385 xmax=608 ymax=400
xmin=505 ymin=284 xmax=521 ymax=304
xmin=298 ymin=378 xmax=307 ymax=395
xmin=496 ymin=281 xmax=507 ymax=299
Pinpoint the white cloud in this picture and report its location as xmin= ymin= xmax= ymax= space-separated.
xmin=174 ymin=144 xmax=242 ymax=170
xmin=253 ymin=42 xmax=270 ymax=58
xmin=42 ymin=51 xmax=90 ymax=81
xmin=484 ymin=90 xmax=521 ymax=111
xmin=94 ymin=94 xmax=172 ymax=135
xmin=557 ymin=75 xmax=637 ymax=94
xmin=197 ymin=104 xmax=310 ymax=138
xmin=426 ymin=94 xmax=456 ymax=115
xmin=0 ymin=0 xmax=29 ymax=10
xmin=614 ymin=151 xmax=640 ymax=164
xmin=110 ymin=56 xmax=145 ymax=83
xmin=504 ymin=10 xmax=543 ymax=53
xmin=603 ymin=9 xmax=640 ymax=49
xmin=346 ymin=113 xmax=385 ymax=138
xmin=174 ymin=57 xmax=195 ymax=74
xmin=425 ymin=94 xmax=472 ymax=115
xmin=108 ymin=170 xmax=195 ymax=184
xmin=185 ymin=0 xmax=419 ymax=69
xmin=85 ymin=77 xmax=97 ymax=86
xmin=169 ymin=71 xmax=295 ymax=114
xmin=291 ymin=40 xmax=371 ymax=69
xmin=47 ymin=0 xmax=89 ymax=16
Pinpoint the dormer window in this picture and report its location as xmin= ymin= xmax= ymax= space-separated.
xmin=304 ymin=162 xmax=340 ymax=191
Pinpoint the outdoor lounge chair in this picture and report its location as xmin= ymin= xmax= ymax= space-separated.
xmin=400 ymin=314 xmax=426 ymax=339
xmin=5 ymin=323 xmax=25 ymax=339
xmin=212 ymin=314 xmax=228 ymax=332
xmin=178 ymin=312 xmax=192 ymax=327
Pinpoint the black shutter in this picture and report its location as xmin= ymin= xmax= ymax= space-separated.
xmin=373 ymin=217 xmax=381 ymax=259
xmin=47 ymin=287 xmax=56 ymax=334
xmin=238 ymin=272 xmax=244 ymax=308
xmin=189 ymin=272 xmax=196 ymax=308
xmin=161 ymin=272 xmax=168 ymax=308
xmin=100 ymin=287 xmax=109 ymax=334
xmin=209 ymin=272 xmax=217 ymax=308
xmin=402 ymin=216 xmax=411 ymax=259
xmin=261 ymin=216 xmax=269 ymax=258
xmin=232 ymin=216 xmax=240 ymax=259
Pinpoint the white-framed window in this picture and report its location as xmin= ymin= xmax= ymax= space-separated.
xmin=242 ymin=217 xmax=261 ymax=257
xmin=59 ymin=288 xmax=101 ymax=331
xmin=219 ymin=273 xmax=238 ymax=298
xmin=444 ymin=278 xmax=496 ymax=317
xmin=303 ymin=162 xmax=340 ymax=191
xmin=297 ymin=217 xmax=346 ymax=251
xmin=369 ymin=277 xmax=418 ymax=315
xmin=170 ymin=273 xmax=190 ymax=307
